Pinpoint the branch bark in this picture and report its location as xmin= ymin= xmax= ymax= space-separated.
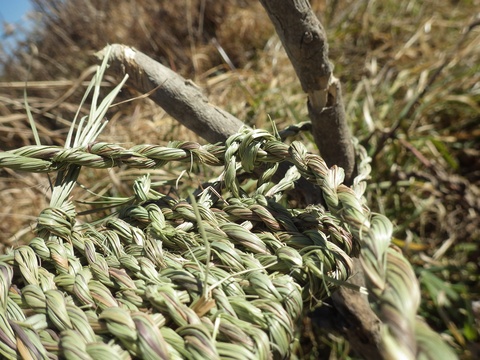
xmin=97 ymin=3 xmax=378 ymax=355
xmin=312 ymin=259 xmax=383 ymax=359
xmin=259 ymin=0 xmax=356 ymax=185
xmin=96 ymin=44 xmax=324 ymax=205
xmin=258 ymin=1 xmax=382 ymax=358
xmin=97 ymin=44 xmax=244 ymax=144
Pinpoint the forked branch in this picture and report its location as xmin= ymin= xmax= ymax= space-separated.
xmin=259 ymin=0 xmax=356 ymax=185
xmin=97 ymin=44 xmax=244 ymax=144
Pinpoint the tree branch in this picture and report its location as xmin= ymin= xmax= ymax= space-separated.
xmin=96 ymin=44 xmax=324 ymax=205
xmin=315 ymin=259 xmax=383 ymax=359
xmin=257 ymin=2 xmax=383 ymax=358
xmin=259 ymin=0 xmax=356 ymax=185
xmin=97 ymin=44 xmax=244 ymax=144
xmin=96 ymin=6 xmax=377 ymax=355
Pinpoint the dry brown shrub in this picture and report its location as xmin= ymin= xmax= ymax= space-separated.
xmin=1 ymin=0 xmax=479 ymax=356
xmin=0 ymin=0 xmax=279 ymax=246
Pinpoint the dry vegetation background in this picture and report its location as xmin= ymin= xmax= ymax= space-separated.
xmin=1 ymin=0 xmax=479 ymax=358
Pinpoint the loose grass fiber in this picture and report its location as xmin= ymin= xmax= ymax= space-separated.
xmin=0 ymin=47 xmax=456 ymax=359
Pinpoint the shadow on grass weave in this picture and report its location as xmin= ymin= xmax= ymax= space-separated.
xmin=0 ymin=126 xmax=454 ymax=359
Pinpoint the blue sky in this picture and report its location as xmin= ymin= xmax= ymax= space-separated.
xmin=0 ymin=0 xmax=32 ymax=25
xmin=0 ymin=0 xmax=33 ymax=53
xmin=0 ymin=0 xmax=32 ymax=37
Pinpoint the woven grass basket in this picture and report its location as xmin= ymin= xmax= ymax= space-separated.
xmin=0 ymin=50 xmax=455 ymax=360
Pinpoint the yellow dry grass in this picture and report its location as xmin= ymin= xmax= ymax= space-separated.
xmin=0 ymin=0 xmax=479 ymax=356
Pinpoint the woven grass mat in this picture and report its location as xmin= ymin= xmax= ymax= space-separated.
xmin=0 ymin=54 xmax=454 ymax=358
xmin=0 ymin=123 xmax=363 ymax=359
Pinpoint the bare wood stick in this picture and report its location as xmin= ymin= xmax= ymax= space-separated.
xmin=96 ymin=44 xmax=244 ymax=144
xmin=312 ymin=259 xmax=383 ymax=359
xmin=97 ymin=44 xmax=325 ymax=205
xmin=259 ymin=0 xmax=356 ymax=185
xmin=258 ymin=1 xmax=382 ymax=358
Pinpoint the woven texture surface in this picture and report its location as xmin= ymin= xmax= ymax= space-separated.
xmin=0 ymin=125 xmax=454 ymax=359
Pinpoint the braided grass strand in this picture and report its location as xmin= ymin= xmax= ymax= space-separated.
xmin=0 ymin=124 xmax=455 ymax=359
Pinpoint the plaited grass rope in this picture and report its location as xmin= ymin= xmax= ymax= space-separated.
xmin=0 ymin=172 xmax=352 ymax=359
xmin=0 ymin=57 xmax=456 ymax=359
xmin=0 ymin=127 xmax=456 ymax=359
